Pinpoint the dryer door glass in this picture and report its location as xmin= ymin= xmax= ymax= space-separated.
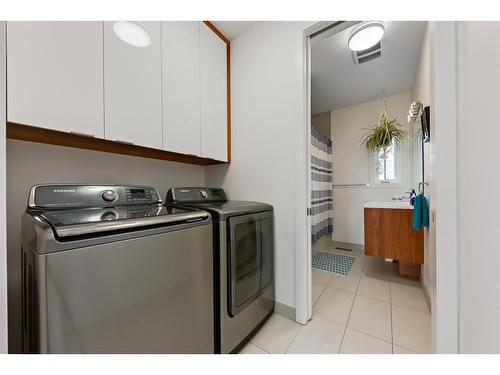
xmin=260 ymin=215 xmax=274 ymax=290
xmin=229 ymin=217 xmax=261 ymax=313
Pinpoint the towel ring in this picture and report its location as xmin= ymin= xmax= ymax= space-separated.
xmin=418 ymin=182 xmax=429 ymax=194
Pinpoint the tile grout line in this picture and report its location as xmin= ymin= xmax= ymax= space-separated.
xmin=391 ymin=300 xmax=431 ymax=314
xmin=338 ymin=251 xmax=365 ymax=353
xmin=346 ymin=326 xmax=394 ymax=346
xmin=283 ymin=322 xmax=304 ymax=354
xmin=312 ymin=279 xmax=330 ymax=308
xmin=393 ymin=343 xmax=421 ymax=354
xmin=249 ymin=341 xmax=272 ymax=354
xmin=389 ymin=282 xmax=394 ymax=354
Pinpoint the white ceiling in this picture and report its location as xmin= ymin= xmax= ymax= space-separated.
xmin=311 ymin=21 xmax=427 ymax=114
xmin=211 ymin=21 xmax=260 ymax=40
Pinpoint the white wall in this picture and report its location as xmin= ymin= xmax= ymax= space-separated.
xmin=410 ymin=22 xmax=436 ymax=317
xmin=457 ymin=22 xmax=500 ymax=353
xmin=0 ymin=21 xmax=8 ymax=354
xmin=6 ymin=139 xmax=205 ymax=353
xmin=433 ymin=21 xmax=459 ymax=354
xmin=331 ymin=92 xmax=412 ymax=245
xmin=206 ymin=21 xmax=314 ymax=310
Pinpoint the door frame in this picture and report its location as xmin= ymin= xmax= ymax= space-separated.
xmin=297 ymin=21 xmax=460 ymax=353
xmin=296 ymin=21 xmax=356 ymax=325
xmin=0 ymin=21 xmax=7 ymax=354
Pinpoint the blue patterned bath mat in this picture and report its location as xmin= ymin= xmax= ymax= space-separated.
xmin=312 ymin=251 xmax=355 ymax=277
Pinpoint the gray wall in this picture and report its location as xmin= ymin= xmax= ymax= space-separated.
xmin=311 ymin=111 xmax=331 ymax=139
xmin=6 ymin=139 xmax=205 ymax=352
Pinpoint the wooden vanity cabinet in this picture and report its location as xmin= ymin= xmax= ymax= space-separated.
xmin=364 ymin=208 xmax=424 ymax=280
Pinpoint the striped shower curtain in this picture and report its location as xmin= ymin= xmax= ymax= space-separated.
xmin=311 ymin=127 xmax=333 ymax=244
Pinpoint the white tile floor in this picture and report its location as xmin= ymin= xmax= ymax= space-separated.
xmin=239 ymin=247 xmax=431 ymax=354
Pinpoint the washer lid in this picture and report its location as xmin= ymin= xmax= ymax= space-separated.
xmin=39 ymin=205 xmax=209 ymax=239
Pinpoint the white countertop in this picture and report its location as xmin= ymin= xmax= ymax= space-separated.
xmin=364 ymin=201 xmax=414 ymax=210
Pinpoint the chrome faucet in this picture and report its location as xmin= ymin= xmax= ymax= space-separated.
xmin=392 ymin=191 xmax=412 ymax=201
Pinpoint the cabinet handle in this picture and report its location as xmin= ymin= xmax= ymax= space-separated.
xmin=114 ymin=139 xmax=135 ymax=145
xmin=70 ymin=131 xmax=95 ymax=138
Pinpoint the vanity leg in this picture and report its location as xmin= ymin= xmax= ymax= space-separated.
xmin=398 ymin=261 xmax=420 ymax=280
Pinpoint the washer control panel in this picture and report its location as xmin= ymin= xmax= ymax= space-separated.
xmin=166 ymin=187 xmax=227 ymax=203
xmin=30 ymin=185 xmax=162 ymax=209
xmin=101 ymin=189 xmax=119 ymax=202
xmin=124 ymin=188 xmax=158 ymax=204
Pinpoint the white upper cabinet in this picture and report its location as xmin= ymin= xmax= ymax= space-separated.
xmin=200 ymin=23 xmax=228 ymax=162
xmin=104 ymin=21 xmax=162 ymax=149
xmin=162 ymin=22 xmax=201 ymax=156
xmin=7 ymin=22 xmax=104 ymax=137
xmin=7 ymin=21 xmax=230 ymax=163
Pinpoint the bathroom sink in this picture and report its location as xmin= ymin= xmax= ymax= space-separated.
xmin=364 ymin=201 xmax=413 ymax=209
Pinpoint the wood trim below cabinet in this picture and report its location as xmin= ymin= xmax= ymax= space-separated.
xmin=6 ymin=122 xmax=226 ymax=166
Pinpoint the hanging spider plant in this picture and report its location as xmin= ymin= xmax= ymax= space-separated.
xmin=361 ymin=97 xmax=408 ymax=159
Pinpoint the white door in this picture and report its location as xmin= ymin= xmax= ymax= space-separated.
xmin=162 ymin=22 xmax=201 ymax=156
xmin=200 ymin=23 xmax=228 ymax=162
xmin=7 ymin=21 xmax=104 ymax=137
xmin=104 ymin=21 xmax=162 ymax=149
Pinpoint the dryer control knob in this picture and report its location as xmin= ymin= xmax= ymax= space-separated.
xmin=101 ymin=189 xmax=118 ymax=202
xmin=200 ymin=190 xmax=209 ymax=199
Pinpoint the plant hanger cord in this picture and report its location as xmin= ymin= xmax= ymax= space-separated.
xmin=379 ymin=95 xmax=389 ymax=121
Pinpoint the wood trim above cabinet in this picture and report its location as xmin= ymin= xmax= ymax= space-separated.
xmin=203 ymin=21 xmax=231 ymax=163
xmin=202 ymin=21 xmax=230 ymax=45
xmin=6 ymin=122 xmax=226 ymax=166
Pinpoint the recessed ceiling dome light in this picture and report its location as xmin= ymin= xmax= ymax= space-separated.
xmin=113 ymin=21 xmax=151 ymax=48
xmin=348 ymin=22 xmax=385 ymax=52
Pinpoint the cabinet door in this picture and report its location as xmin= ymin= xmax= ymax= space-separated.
xmin=162 ymin=22 xmax=201 ymax=156
xmin=104 ymin=21 xmax=162 ymax=149
xmin=200 ymin=23 xmax=228 ymax=162
xmin=7 ymin=22 xmax=104 ymax=137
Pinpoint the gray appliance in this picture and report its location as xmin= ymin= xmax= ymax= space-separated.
xmin=21 ymin=184 xmax=214 ymax=354
xmin=166 ymin=187 xmax=274 ymax=353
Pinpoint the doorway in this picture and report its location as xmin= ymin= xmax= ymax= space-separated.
xmin=302 ymin=21 xmax=438 ymax=353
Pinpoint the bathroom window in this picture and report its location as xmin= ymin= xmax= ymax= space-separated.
xmin=375 ymin=139 xmax=400 ymax=183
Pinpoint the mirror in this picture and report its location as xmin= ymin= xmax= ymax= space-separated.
xmin=410 ymin=116 xmax=424 ymax=193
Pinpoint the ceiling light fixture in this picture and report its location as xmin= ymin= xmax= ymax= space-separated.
xmin=113 ymin=21 xmax=151 ymax=48
xmin=348 ymin=22 xmax=385 ymax=52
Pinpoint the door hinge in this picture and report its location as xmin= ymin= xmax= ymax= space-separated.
xmin=307 ymin=208 xmax=312 ymax=216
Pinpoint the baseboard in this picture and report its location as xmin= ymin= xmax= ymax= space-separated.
xmin=331 ymin=240 xmax=364 ymax=252
xmin=274 ymin=301 xmax=296 ymax=321
xmin=420 ymin=274 xmax=432 ymax=313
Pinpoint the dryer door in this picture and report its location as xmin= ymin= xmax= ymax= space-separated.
xmin=227 ymin=211 xmax=273 ymax=316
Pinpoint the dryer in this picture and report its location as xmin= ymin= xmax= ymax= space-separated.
xmin=166 ymin=187 xmax=275 ymax=353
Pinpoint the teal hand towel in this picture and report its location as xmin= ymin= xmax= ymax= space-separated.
xmin=412 ymin=194 xmax=429 ymax=231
